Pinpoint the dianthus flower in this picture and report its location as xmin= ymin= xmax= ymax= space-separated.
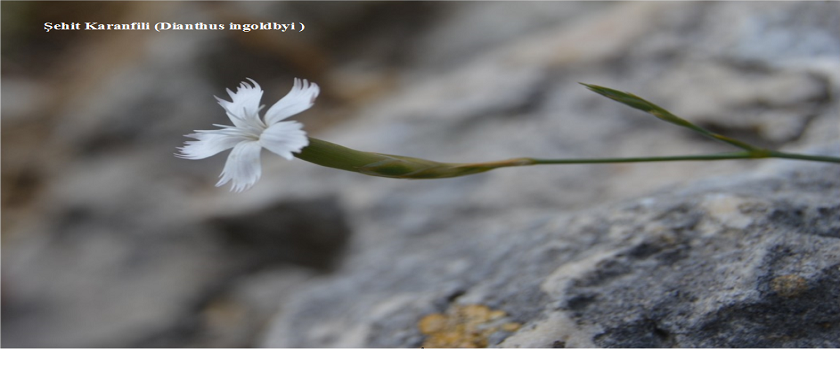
xmin=177 ymin=78 xmax=319 ymax=192
xmin=179 ymin=81 xmax=840 ymax=190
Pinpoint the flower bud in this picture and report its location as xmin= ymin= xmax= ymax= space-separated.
xmin=295 ymin=138 xmax=533 ymax=179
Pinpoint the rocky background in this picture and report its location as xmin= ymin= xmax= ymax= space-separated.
xmin=2 ymin=2 xmax=839 ymax=348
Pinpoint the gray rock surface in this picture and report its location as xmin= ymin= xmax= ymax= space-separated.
xmin=262 ymin=159 xmax=840 ymax=348
xmin=3 ymin=2 xmax=838 ymax=347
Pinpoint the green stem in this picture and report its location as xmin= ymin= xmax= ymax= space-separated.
xmin=296 ymin=138 xmax=838 ymax=180
xmin=528 ymin=152 xmax=754 ymax=165
xmin=766 ymin=150 xmax=840 ymax=164
xmin=528 ymin=150 xmax=840 ymax=166
xmin=462 ymin=149 xmax=840 ymax=174
xmin=402 ymin=149 xmax=840 ymax=177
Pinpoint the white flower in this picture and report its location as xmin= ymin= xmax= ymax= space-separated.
xmin=177 ymin=78 xmax=319 ymax=192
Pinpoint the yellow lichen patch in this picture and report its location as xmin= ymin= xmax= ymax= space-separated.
xmin=418 ymin=313 xmax=448 ymax=334
xmin=418 ymin=304 xmax=522 ymax=348
xmin=501 ymin=322 xmax=523 ymax=332
xmin=771 ymin=274 xmax=809 ymax=298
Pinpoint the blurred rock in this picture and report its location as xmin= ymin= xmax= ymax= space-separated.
xmin=2 ymin=194 xmax=348 ymax=347
xmin=208 ymin=197 xmax=350 ymax=272
xmin=263 ymin=158 xmax=840 ymax=348
xmin=655 ymin=61 xmax=830 ymax=146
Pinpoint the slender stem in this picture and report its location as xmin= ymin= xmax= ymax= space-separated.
xmin=526 ymin=150 xmax=840 ymax=166
xmin=298 ymin=138 xmax=838 ymax=182
xmin=528 ymin=152 xmax=754 ymax=165
xmin=528 ymin=150 xmax=840 ymax=166
xmin=767 ymin=150 xmax=840 ymax=164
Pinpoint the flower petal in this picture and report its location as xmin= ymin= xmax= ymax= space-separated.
xmin=175 ymin=129 xmax=247 ymax=159
xmin=264 ymin=78 xmax=320 ymax=126
xmin=216 ymin=141 xmax=263 ymax=192
xmin=215 ymin=78 xmax=266 ymax=134
xmin=260 ymin=121 xmax=309 ymax=160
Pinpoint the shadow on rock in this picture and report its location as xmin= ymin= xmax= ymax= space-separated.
xmin=207 ymin=196 xmax=352 ymax=273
